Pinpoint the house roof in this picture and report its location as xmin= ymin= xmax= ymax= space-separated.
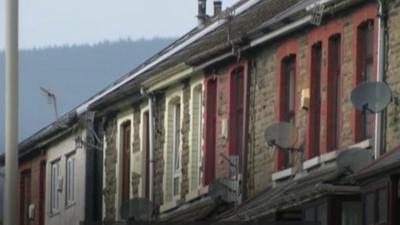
xmin=219 ymin=164 xmax=358 ymax=220
xmin=355 ymin=146 xmax=400 ymax=180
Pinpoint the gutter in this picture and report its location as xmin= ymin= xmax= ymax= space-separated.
xmin=75 ymin=0 xmax=262 ymax=116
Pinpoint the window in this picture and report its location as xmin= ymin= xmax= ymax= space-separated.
xmin=279 ymin=55 xmax=296 ymax=169
xmin=355 ymin=20 xmax=375 ymax=142
xmin=142 ymin=111 xmax=150 ymax=199
xmin=308 ymin=42 xmax=322 ymax=158
xmin=190 ymin=84 xmax=203 ymax=191
xmin=204 ymin=78 xmax=217 ymax=185
xmin=304 ymin=202 xmax=327 ymax=225
xmin=342 ymin=201 xmax=362 ymax=225
xmin=228 ymin=65 xmax=246 ymax=166
xmin=66 ymin=154 xmax=76 ymax=205
xmin=327 ymin=34 xmax=342 ymax=151
xmin=20 ymin=171 xmax=31 ymax=225
xmin=172 ymin=102 xmax=181 ymax=196
xmin=50 ymin=160 xmax=61 ymax=213
xmin=363 ymin=188 xmax=387 ymax=225
xmin=121 ymin=121 xmax=131 ymax=204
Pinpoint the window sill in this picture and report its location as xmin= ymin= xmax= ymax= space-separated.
xmin=160 ymin=199 xmax=179 ymax=213
xmin=65 ymin=201 xmax=76 ymax=210
xmin=272 ymin=167 xmax=294 ymax=182
xmin=49 ymin=209 xmax=61 ymax=218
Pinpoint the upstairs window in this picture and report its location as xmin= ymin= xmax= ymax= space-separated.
xmin=279 ymin=55 xmax=296 ymax=169
xmin=204 ymin=78 xmax=217 ymax=185
xmin=50 ymin=160 xmax=61 ymax=213
xmin=327 ymin=34 xmax=342 ymax=151
xmin=66 ymin=153 xmax=76 ymax=206
xmin=121 ymin=121 xmax=131 ymax=204
xmin=308 ymin=42 xmax=322 ymax=158
xmin=228 ymin=65 xmax=246 ymax=171
xmin=190 ymin=84 xmax=203 ymax=191
xmin=356 ymin=20 xmax=375 ymax=142
xmin=172 ymin=102 xmax=181 ymax=196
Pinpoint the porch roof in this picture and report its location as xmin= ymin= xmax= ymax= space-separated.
xmin=219 ymin=164 xmax=359 ymax=221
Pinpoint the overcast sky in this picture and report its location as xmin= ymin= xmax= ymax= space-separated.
xmin=0 ymin=0 xmax=238 ymax=49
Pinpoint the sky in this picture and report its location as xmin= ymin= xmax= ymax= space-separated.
xmin=0 ymin=0 xmax=238 ymax=49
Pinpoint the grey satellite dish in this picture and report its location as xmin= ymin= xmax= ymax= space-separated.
xmin=264 ymin=122 xmax=297 ymax=149
xmin=351 ymin=81 xmax=392 ymax=113
xmin=119 ymin=198 xmax=154 ymax=221
xmin=337 ymin=148 xmax=372 ymax=173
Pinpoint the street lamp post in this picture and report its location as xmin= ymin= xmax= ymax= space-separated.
xmin=4 ymin=0 xmax=19 ymax=224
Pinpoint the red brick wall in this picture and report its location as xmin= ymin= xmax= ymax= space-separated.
xmin=18 ymin=154 xmax=46 ymax=225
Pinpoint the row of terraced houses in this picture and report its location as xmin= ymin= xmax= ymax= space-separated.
xmin=5 ymin=0 xmax=400 ymax=224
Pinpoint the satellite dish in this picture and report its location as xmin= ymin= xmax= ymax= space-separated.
xmin=351 ymin=81 xmax=392 ymax=113
xmin=119 ymin=198 xmax=154 ymax=221
xmin=337 ymin=148 xmax=372 ymax=173
xmin=264 ymin=122 xmax=297 ymax=149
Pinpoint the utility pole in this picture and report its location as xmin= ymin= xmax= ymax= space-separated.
xmin=4 ymin=0 xmax=19 ymax=223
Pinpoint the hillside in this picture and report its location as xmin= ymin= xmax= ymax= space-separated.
xmin=0 ymin=37 xmax=176 ymax=148
xmin=0 ymin=38 xmax=176 ymax=220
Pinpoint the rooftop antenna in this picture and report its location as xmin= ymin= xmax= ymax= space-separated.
xmin=40 ymin=87 xmax=59 ymax=120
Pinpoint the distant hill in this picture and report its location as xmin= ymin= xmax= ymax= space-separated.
xmin=0 ymin=37 xmax=176 ymax=220
xmin=0 ymin=37 xmax=176 ymax=148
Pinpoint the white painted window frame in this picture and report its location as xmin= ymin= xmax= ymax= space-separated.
xmin=50 ymin=159 xmax=61 ymax=214
xmin=65 ymin=152 xmax=76 ymax=206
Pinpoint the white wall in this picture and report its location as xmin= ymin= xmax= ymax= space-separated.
xmin=45 ymin=129 xmax=87 ymax=225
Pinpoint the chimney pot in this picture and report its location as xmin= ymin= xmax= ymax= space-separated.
xmin=197 ymin=0 xmax=207 ymax=24
xmin=214 ymin=1 xmax=222 ymax=16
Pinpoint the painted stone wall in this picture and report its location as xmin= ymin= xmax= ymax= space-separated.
xmin=102 ymin=116 xmax=117 ymax=221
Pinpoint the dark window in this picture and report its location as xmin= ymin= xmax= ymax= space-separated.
xmin=229 ymin=66 xmax=246 ymax=170
xmin=121 ymin=121 xmax=131 ymax=203
xmin=279 ymin=55 xmax=296 ymax=169
xmin=363 ymin=188 xmax=387 ymax=225
xmin=327 ymin=34 xmax=342 ymax=151
xmin=143 ymin=111 xmax=150 ymax=199
xmin=20 ymin=171 xmax=31 ymax=225
xmin=356 ymin=20 xmax=375 ymax=142
xmin=204 ymin=77 xmax=217 ymax=185
xmin=342 ymin=201 xmax=362 ymax=225
xmin=304 ymin=202 xmax=327 ymax=225
xmin=308 ymin=42 xmax=322 ymax=158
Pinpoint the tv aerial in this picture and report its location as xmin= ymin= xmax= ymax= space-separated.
xmin=337 ymin=147 xmax=372 ymax=173
xmin=264 ymin=122 xmax=298 ymax=150
xmin=119 ymin=198 xmax=154 ymax=221
xmin=40 ymin=87 xmax=59 ymax=119
xmin=351 ymin=81 xmax=392 ymax=113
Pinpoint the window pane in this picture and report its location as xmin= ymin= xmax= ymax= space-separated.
xmin=317 ymin=203 xmax=327 ymax=225
xmin=378 ymin=189 xmax=387 ymax=223
xmin=304 ymin=207 xmax=315 ymax=222
xmin=365 ymin=193 xmax=374 ymax=225
xmin=342 ymin=201 xmax=362 ymax=225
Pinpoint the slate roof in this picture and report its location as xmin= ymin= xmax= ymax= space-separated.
xmin=356 ymin=147 xmax=400 ymax=180
xmin=219 ymin=164 xmax=358 ymax=220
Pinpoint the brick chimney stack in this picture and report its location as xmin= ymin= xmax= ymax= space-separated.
xmin=214 ymin=1 xmax=222 ymax=16
xmin=197 ymin=0 xmax=207 ymax=24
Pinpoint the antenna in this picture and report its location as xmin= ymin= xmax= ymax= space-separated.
xmin=40 ymin=87 xmax=59 ymax=119
xmin=351 ymin=81 xmax=392 ymax=113
xmin=119 ymin=198 xmax=154 ymax=221
xmin=336 ymin=148 xmax=372 ymax=173
xmin=264 ymin=122 xmax=298 ymax=150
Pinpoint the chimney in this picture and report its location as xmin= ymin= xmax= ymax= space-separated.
xmin=213 ymin=1 xmax=222 ymax=16
xmin=197 ymin=0 xmax=207 ymax=24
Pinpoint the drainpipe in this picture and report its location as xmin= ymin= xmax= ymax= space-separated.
xmin=148 ymin=96 xmax=155 ymax=202
xmin=374 ymin=0 xmax=386 ymax=159
xmin=142 ymin=87 xmax=155 ymax=202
